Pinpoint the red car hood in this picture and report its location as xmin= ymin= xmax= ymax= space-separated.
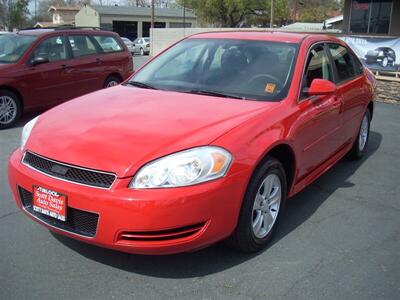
xmin=26 ymin=86 xmax=275 ymax=177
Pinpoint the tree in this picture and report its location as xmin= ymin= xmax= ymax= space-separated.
xmin=177 ymin=0 xmax=268 ymax=27
xmin=0 ymin=0 xmax=30 ymax=30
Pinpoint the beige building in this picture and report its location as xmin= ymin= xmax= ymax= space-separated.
xmin=35 ymin=6 xmax=81 ymax=28
xmin=75 ymin=5 xmax=198 ymax=40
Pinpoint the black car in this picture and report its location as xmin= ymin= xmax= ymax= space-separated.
xmin=365 ymin=47 xmax=396 ymax=67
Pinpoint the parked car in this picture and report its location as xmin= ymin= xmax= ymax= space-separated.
xmin=121 ymin=37 xmax=134 ymax=53
xmin=9 ymin=32 xmax=375 ymax=255
xmin=132 ymin=37 xmax=150 ymax=55
xmin=365 ymin=47 xmax=396 ymax=67
xmin=0 ymin=28 xmax=133 ymax=129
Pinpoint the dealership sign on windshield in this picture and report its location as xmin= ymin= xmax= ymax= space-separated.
xmin=340 ymin=36 xmax=400 ymax=72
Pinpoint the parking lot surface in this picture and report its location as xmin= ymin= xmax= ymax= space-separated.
xmin=1 ymin=94 xmax=399 ymax=298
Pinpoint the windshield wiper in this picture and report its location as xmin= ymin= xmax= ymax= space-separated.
xmin=184 ymin=89 xmax=246 ymax=100
xmin=125 ymin=81 xmax=158 ymax=90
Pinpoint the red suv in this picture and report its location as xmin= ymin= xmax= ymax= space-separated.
xmin=0 ymin=28 xmax=133 ymax=129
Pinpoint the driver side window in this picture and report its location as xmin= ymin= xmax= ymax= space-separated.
xmin=302 ymin=44 xmax=332 ymax=98
xmin=32 ymin=35 xmax=67 ymax=62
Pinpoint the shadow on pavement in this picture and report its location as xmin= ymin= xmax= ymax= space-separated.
xmin=52 ymin=131 xmax=382 ymax=278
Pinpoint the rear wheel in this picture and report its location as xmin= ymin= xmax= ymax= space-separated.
xmin=348 ymin=110 xmax=371 ymax=160
xmin=140 ymin=47 xmax=144 ymax=56
xmin=227 ymin=157 xmax=287 ymax=253
xmin=0 ymin=90 xmax=22 ymax=129
xmin=104 ymin=76 xmax=121 ymax=88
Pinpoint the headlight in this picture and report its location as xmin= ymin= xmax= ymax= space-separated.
xmin=130 ymin=146 xmax=232 ymax=189
xmin=20 ymin=116 xmax=39 ymax=151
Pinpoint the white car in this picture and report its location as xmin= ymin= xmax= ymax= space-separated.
xmin=121 ymin=37 xmax=134 ymax=53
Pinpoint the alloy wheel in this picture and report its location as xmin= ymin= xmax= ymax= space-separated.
xmin=252 ymin=174 xmax=282 ymax=239
xmin=358 ymin=114 xmax=369 ymax=151
xmin=0 ymin=95 xmax=17 ymax=125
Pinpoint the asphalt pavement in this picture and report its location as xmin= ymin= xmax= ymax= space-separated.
xmin=0 ymin=77 xmax=399 ymax=298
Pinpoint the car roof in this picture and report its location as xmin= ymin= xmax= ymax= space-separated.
xmin=188 ymin=31 xmax=309 ymax=43
xmin=17 ymin=28 xmax=115 ymax=37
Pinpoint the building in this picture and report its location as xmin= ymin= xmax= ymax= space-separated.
xmin=342 ymin=0 xmax=400 ymax=35
xmin=75 ymin=5 xmax=198 ymax=40
xmin=325 ymin=15 xmax=343 ymax=30
xmin=35 ymin=6 xmax=81 ymax=28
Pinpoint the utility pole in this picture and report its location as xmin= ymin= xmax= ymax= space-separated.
xmin=151 ymin=0 xmax=155 ymax=29
xmin=183 ymin=0 xmax=186 ymax=28
xmin=270 ymin=0 xmax=275 ymax=28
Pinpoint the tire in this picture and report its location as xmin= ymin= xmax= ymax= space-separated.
xmin=348 ymin=109 xmax=371 ymax=160
xmin=227 ymin=157 xmax=287 ymax=253
xmin=103 ymin=76 xmax=121 ymax=88
xmin=140 ymin=47 xmax=144 ymax=56
xmin=381 ymin=57 xmax=388 ymax=67
xmin=0 ymin=89 xmax=22 ymax=130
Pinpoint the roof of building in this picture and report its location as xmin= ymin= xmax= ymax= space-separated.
xmin=90 ymin=5 xmax=196 ymax=19
xmin=282 ymin=22 xmax=326 ymax=31
xmin=325 ymin=15 xmax=343 ymax=25
xmin=48 ymin=6 xmax=81 ymax=12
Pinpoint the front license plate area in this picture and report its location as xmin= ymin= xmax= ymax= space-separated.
xmin=32 ymin=186 xmax=67 ymax=221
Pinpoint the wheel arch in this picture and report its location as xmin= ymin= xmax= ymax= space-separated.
xmin=367 ymin=101 xmax=374 ymax=120
xmin=253 ymin=143 xmax=297 ymax=195
xmin=0 ymin=85 xmax=24 ymax=111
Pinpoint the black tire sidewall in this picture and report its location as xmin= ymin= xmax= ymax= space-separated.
xmin=0 ymin=90 xmax=22 ymax=129
xmin=233 ymin=157 xmax=287 ymax=252
xmin=349 ymin=109 xmax=371 ymax=160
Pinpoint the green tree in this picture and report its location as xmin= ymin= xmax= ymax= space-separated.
xmin=0 ymin=0 xmax=30 ymax=30
xmin=178 ymin=0 xmax=266 ymax=27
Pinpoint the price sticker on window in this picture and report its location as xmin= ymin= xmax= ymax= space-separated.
xmin=265 ymin=83 xmax=276 ymax=93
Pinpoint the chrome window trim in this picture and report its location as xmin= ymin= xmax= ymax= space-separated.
xmin=21 ymin=151 xmax=116 ymax=190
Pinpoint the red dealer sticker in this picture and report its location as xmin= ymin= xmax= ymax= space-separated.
xmin=33 ymin=186 xmax=67 ymax=221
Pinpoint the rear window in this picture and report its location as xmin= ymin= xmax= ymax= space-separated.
xmin=94 ymin=35 xmax=123 ymax=53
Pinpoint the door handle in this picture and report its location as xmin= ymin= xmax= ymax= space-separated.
xmin=61 ymin=64 xmax=69 ymax=69
xmin=96 ymin=58 xmax=102 ymax=64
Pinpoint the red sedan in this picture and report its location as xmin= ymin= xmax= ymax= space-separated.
xmin=8 ymin=32 xmax=375 ymax=254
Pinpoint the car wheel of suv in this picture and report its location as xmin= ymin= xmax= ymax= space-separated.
xmin=227 ymin=157 xmax=287 ymax=253
xmin=104 ymin=76 xmax=121 ymax=88
xmin=348 ymin=110 xmax=371 ymax=160
xmin=381 ymin=57 xmax=388 ymax=67
xmin=0 ymin=90 xmax=22 ymax=129
xmin=140 ymin=48 xmax=144 ymax=56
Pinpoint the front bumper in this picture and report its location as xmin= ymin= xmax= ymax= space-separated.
xmin=8 ymin=149 xmax=247 ymax=254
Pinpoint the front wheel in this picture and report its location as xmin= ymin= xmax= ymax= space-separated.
xmin=140 ymin=47 xmax=144 ymax=56
xmin=348 ymin=110 xmax=371 ymax=160
xmin=104 ymin=76 xmax=121 ymax=88
xmin=0 ymin=90 xmax=22 ymax=130
xmin=227 ymin=157 xmax=287 ymax=253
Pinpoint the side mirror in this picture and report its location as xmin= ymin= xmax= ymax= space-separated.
xmin=31 ymin=56 xmax=49 ymax=66
xmin=307 ymin=79 xmax=336 ymax=96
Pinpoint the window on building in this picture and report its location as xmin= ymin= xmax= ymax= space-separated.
xmin=350 ymin=0 xmax=393 ymax=34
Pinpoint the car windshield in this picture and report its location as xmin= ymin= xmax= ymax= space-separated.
xmin=0 ymin=34 xmax=37 ymax=63
xmin=129 ymin=38 xmax=298 ymax=101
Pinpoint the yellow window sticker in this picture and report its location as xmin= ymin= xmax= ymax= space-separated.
xmin=265 ymin=83 xmax=276 ymax=93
